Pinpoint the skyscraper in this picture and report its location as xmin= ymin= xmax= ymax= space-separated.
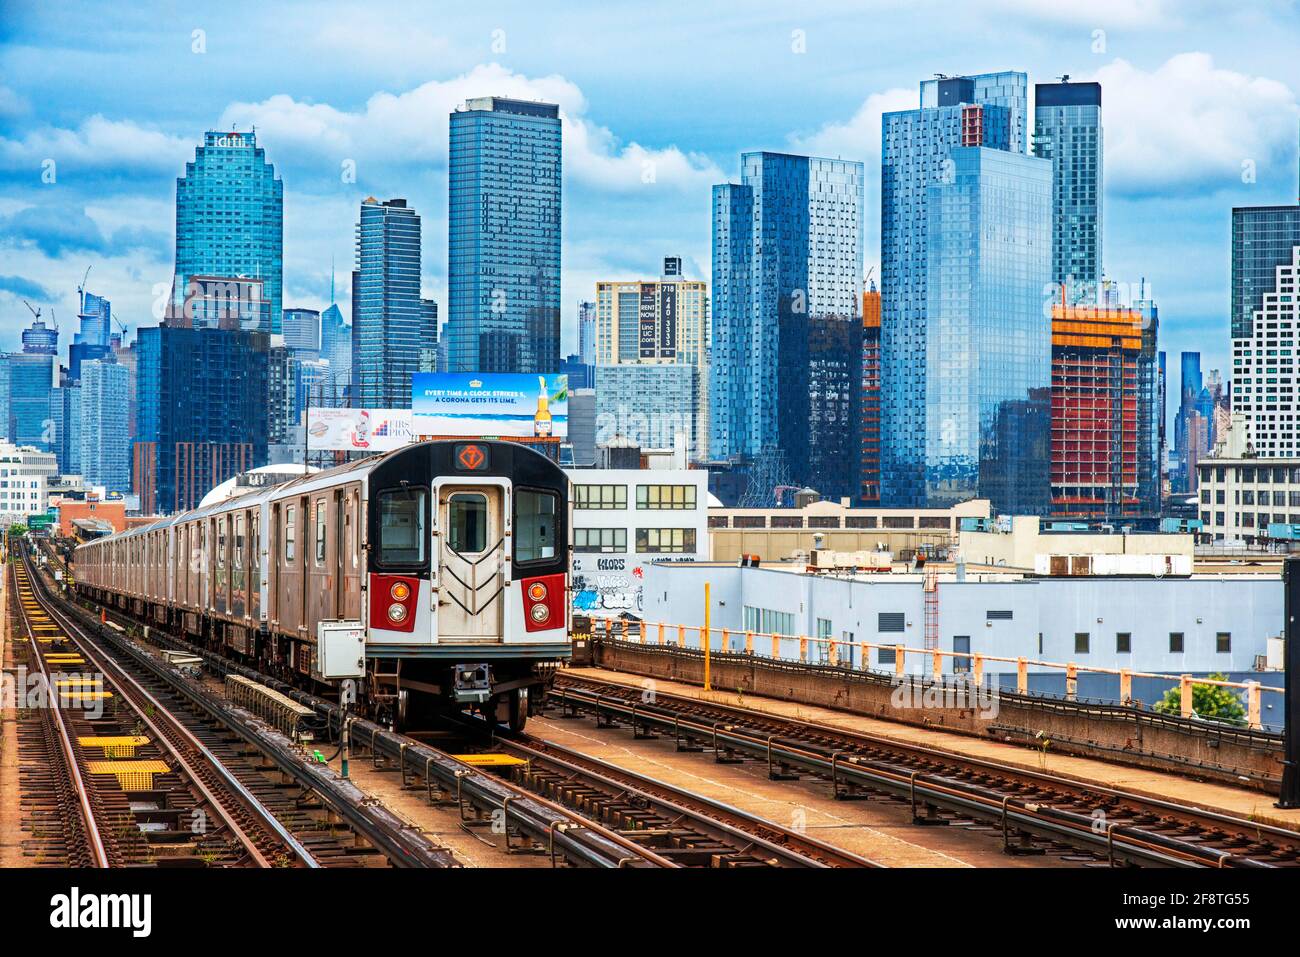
xmin=78 ymin=356 xmax=130 ymax=492
xmin=174 ymin=129 xmax=283 ymax=333
xmin=319 ymin=302 xmax=351 ymax=406
xmin=1231 ymin=246 xmax=1300 ymax=457
xmin=1231 ymin=204 xmax=1300 ymax=339
xmin=710 ymin=151 xmax=864 ymax=501
xmin=861 ymin=282 xmax=881 ymax=504
xmin=75 ymin=291 xmax=112 ymax=348
xmin=1034 ymin=80 xmax=1103 ymax=300
xmin=134 ymin=325 xmax=269 ymax=514
xmin=880 ymin=72 xmax=1051 ymax=513
xmin=577 ymin=300 xmax=597 ymax=367
xmin=447 ymin=97 xmax=561 ymax=374
xmin=352 ymin=197 xmax=424 ymax=409
xmin=6 ymin=317 xmax=56 ymax=450
xmin=282 ymin=308 xmax=321 ymax=356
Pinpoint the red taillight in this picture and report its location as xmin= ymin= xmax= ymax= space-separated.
xmin=387 ymin=603 xmax=408 ymax=623
xmin=370 ymin=575 xmax=418 ymax=633
xmin=527 ymin=581 xmax=548 ymax=602
xmin=521 ymin=574 xmax=564 ymax=633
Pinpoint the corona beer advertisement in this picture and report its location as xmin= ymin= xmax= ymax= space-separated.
xmin=411 ymin=373 xmax=568 ymax=438
xmin=306 ymin=408 xmax=415 ymax=451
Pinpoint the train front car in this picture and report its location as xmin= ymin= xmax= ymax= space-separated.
xmin=365 ymin=440 xmax=570 ymax=730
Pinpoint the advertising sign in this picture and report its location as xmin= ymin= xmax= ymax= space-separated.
xmin=306 ymin=408 xmax=415 ymax=452
xmin=659 ymin=281 xmax=677 ymax=359
xmin=411 ymin=373 xmax=568 ymax=438
xmin=638 ymin=283 xmax=657 ymax=359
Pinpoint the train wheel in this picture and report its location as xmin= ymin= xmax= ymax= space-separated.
xmin=508 ymin=689 xmax=528 ymax=733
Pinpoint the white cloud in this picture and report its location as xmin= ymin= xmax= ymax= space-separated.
xmin=990 ymin=0 xmax=1176 ymax=28
xmin=218 ymin=62 xmax=722 ymax=193
xmin=788 ymin=86 xmax=915 ymax=163
xmin=1093 ymin=53 xmax=1298 ymax=196
xmin=0 ymin=114 xmax=192 ymax=173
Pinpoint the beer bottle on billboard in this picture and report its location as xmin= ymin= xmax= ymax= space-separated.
xmin=534 ymin=376 xmax=553 ymax=437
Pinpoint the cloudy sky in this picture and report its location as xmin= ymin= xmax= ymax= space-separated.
xmin=2 ymin=0 xmax=1298 ymax=389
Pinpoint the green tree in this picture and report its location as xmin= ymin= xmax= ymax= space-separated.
xmin=1153 ymin=672 xmax=1246 ymax=726
xmin=6 ymin=524 xmax=27 ymax=539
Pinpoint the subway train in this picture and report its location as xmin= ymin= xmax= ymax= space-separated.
xmin=74 ymin=440 xmax=570 ymax=730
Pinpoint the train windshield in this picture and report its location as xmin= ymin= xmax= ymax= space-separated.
xmin=514 ymin=489 xmax=558 ymax=562
xmin=378 ymin=487 xmax=427 ymax=565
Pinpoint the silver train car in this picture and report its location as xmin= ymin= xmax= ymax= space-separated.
xmin=74 ymin=440 xmax=571 ymax=729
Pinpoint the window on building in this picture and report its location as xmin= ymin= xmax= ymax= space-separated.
xmin=574 ymin=527 xmax=626 ymax=553
xmin=574 ymin=484 xmax=626 ymax=510
xmin=882 ymin=516 xmax=913 ymax=529
xmin=377 ymin=487 xmax=427 ymax=566
xmin=919 ymin=516 xmax=950 ymax=529
xmin=636 ymin=527 xmax=697 ymax=553
xmin=1116 ymin=632 xmax=1131 ymax=654
xmin=743 ymin=605 xmax=795 ymax=636
xmin=1216 ymin=632 xmax=1231 ymax=653
xmin=515 ymin=489 xmax=558 ymax=563
xmin=733 ymin=515 xmax=765 ymax=528
xmin=877 ymin=646 xmax=896 ymax=665
xmin=1074 ymin=632 xmax=1090 ymax=654
xmin=708 ymin=516 xmax=730 ymax=528
xmin=771 ymin=515 xmax=803 ymax=528
xmin=809 ymin=516 xmax=842 ymax=528
xmin=637 ymin=485 xmax=697 ymax=510
xmin=846 ymin=516 xmax=878 ymax=529
xmin=986 ymin=609 xmax=1013 ymax=621
xmin=1169 ymin=632 xmax=1184 ymax=653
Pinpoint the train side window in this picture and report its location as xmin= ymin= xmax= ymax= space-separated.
xmin=234 ymin=514 xmax=244 ymax=570
xmin=514 ymin=489 xmax=557 ymax=563
xmin=217 ymin=518 xmax=226 ymax=568
xmin=378 ymin=487 xmax=427 ymax=565
xmin=285 ymin=505 xmax=296 ymax=563
xmin=314 ymin=498 xmax=326 ymax=566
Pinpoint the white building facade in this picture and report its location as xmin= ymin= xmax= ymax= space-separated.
xmin=0 ymin=442 xmax=58 ymax=525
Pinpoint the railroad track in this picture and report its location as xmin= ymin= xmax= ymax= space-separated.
xmin=17 ymin=549 xmax=457 ymax=868
xmin=550 ymin=674 xmax=1300 ymax=868
xmin=447 ymin=717 xmax=878 ymax=867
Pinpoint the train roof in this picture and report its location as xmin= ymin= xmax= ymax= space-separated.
xmin=77 ymin=440 xmax=565 ymax=548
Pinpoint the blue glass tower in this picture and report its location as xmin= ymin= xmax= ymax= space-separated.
xmin=1034 ymin=81 xmax=1103 ymax=299
xmin=7 ymin=318 xmax=56 ymax=450
xmin=710 ymin=152 xmax=864 ymax=501
xmin=1232 ymin=204 xmax=1300 ymax=339
xmin=447 ymin=97 xmax=561 ymax=374
xmin=881 ymin=73 xmax=1051 ymax=513
xmin=175 ymin=130 xmax=283 ymax=333
xmin=352 ymin=198 xmax=424 ymax=409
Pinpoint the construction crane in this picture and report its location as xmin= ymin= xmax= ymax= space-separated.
xmin=77 ymin=265 xmax=92 ymax=313
xmin=21 ymin=299 xmax=40 ymax=321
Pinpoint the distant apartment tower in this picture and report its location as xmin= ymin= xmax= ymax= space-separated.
xmin=282 ymin=308 xmax=321 ymax=355
xmin=134 ymin=325 xmax=269 ymax=514
xmin=880 ymin=72 xmax=1051 ymax=513
xmin=5 ymin=317 xmax=57 ymax=450
xmin=860 ymin=283 xmax=881 ymax=503
xmin=1034 ymin=80 xmax=1102 ymax=299
xmin=174 ymin=129 xmax=283 ymax=332
xmin=577 ymin=300 xmax=597 ymax=366
xmin=78 ymin=357 xmax=130 ymax=492
xmin=447 ymin=97 xmax=561 ymax=374
xmin=1050 ymin=292 xmax=1159 ymax=518
xmin=352 ymin=197 xmax=424 ymax=409
xmin=319 ymin=302 xmax=351 ymax=404
xmin=75 ymin=290 xmax=112 ymax=347
xmin=711 ymin=152 xmax=864 ymax=502
xmin=1231 ymin=245 xmax=1300 ymax=457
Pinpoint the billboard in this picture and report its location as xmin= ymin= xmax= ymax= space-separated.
xmin=411 ymin=373 xmax=568 ymax=438
xmin=306 ymin=408 xmax=415 ymax=452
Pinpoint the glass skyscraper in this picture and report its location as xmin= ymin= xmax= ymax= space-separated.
xmin=352 ymin=197 xmax=425 ymax=409
xmin=134 ymin=325 xmax=269 ymax=514
xmin=6 ymin=318 xmax=56 ymax=451
xmin=1231 ymin=204 xmax=1300 ymax=340
xmin=1034 ymin=81 xmax=1103 ymax=299
xmin=447 ymin=97 xmax=561 ymax=374
xmin=78 ymin=357 xmax=130 ymax=492
xmin=175 ymin=130 xmax=283 ymax=333
xmin=710 ymin=152 xmax=864 ymax=501
xmin=881 ymin=73 xmax=1051 ymax=513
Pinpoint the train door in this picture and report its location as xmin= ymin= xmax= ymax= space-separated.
xmin=341 ymin=485 xmax=361 ymax=620
xmin=438 ymin=484 xmax=505 ymax=640
xmin=214 ymin=516 xmax=227 ymax=615
xmin=232 ymin=511 xmax=246 ymax=619
xmin=269 ymin=501 xmax=282 ymax=627
xmin=250 ymin=509 xmax=261 ymax=622
xmin=306 ymin=494 xmax=330 ymax=630
xmin=332 ymin=488 xmax=345 ymax=619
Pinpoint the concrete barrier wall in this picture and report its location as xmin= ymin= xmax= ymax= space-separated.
xmin=588 ymin=640 xmax=1284 ymax=793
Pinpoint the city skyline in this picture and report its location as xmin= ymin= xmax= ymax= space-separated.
xmin=2 ymin=2 xmax=1299 ymax=390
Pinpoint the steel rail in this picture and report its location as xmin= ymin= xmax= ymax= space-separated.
xmin=21 ymin=553 xmax=301 ymax=868
xmin=552 ymin=680 xmax=1297 ymax=868
xmin=12 ymin=561 xmax=109 ymax=867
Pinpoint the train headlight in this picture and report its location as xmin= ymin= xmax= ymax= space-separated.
xmin=527 ymin=581 xmax=548 ymax=602
xmin=390 ymin=581 xmax=411 ymax=601
xmin=529 ymin=603 xmax=550 ymax=624
xmin=387 ymin=603 xmax=408 ymax=624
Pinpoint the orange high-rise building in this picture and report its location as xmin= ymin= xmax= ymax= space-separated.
xmin=861 ymin=285 xmax=881 ymax=503
xmin=1050 ymin=289 xmax=1159 ymax=518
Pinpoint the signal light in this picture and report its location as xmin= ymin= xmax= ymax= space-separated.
xmin=390 ymin=581 xmax=411 ymax=601
xmin=387 ymin=603 xmax=408 ymax=624
xmin=527 ymin=581 xmax=548 ymax=602
xmin=529 ymin=603 xmax=550 ymax=624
